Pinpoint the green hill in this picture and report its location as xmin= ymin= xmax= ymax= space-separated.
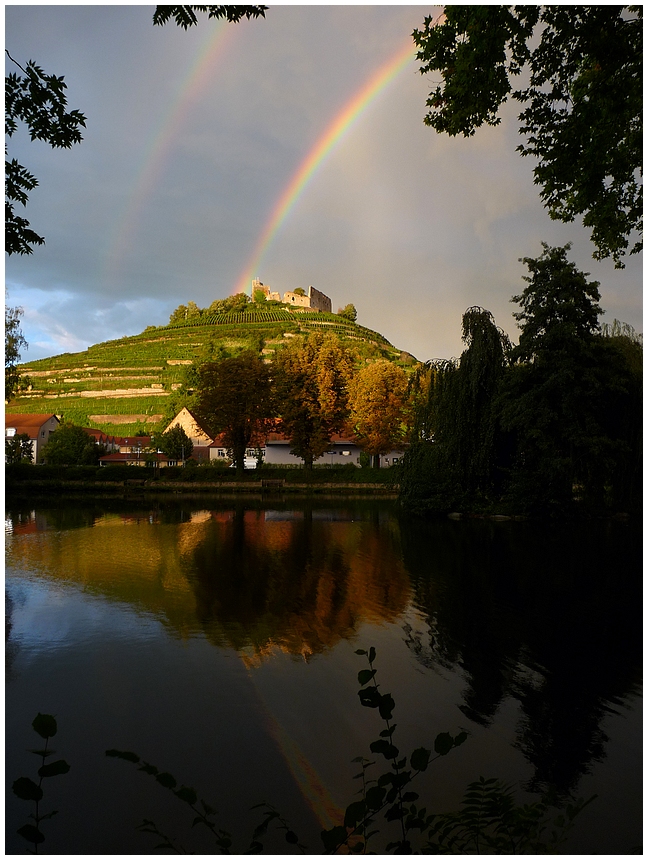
xmin=11 ymin=307 xmax=417 ymax=436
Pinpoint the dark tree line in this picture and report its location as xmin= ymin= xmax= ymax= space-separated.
xmin=400 ymin=244 xmax=642 ymax=517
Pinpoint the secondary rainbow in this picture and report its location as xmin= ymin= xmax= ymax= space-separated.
xmin=103 ymin=21 xmax=235 ymax=280
xmin=233 ymin=40 xmax=416 ymax=296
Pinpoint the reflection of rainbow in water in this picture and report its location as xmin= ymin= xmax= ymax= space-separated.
xmin=245 ymin=666 xmax=344 ymax=833
xmin=103 ymin=21 xmax=236 ymax=281
xmin=233 ymin=40 xmax=416 ymax=296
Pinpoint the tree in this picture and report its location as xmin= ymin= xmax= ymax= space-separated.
xmin=413 ymin=6 xmax=642 ymax=267
xmin=348 ymin=360 xmax=409 ymax=467
xmin=5 ymin=52 xmax=87 ymax=255
xmin=275 ymin=333 xmax=355 ymax=469
xmin=338 ymin=303 xmax=357 ymax=322
xmin=154 ymin=425 xmax=194 ymax=461
xmin=5 ymin=306 xmax=28 ymax=401
xmin=40 ymin=422 xmax=102 ymax=465
xmin=5 ymin=433 xmax=33 ymax=465
xmin=152 ymin=5 xmax=267 ymax=29
xmin=194 ymin=351 xmax=273 ymax=472
xmin=500 ymin=244 xmax=612 ymax=513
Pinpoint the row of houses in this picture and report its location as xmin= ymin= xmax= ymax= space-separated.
xmin=5 ymin=409 xmax=405 ymax=467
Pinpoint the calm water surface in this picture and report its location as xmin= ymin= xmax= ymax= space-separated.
xmin=5 ymin=499 xmax=642 ymax=854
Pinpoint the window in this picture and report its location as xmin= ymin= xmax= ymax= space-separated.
xmin=392 ymin=458 xmax=399 ymax=464
xmin=342 ymin=451 xmax=350 ymax=456
xmin=41 ymin=431 xmax=45 ymax=437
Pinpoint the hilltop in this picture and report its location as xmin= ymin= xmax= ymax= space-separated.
xmin=12 ymin=305 xmax=418 ymax=436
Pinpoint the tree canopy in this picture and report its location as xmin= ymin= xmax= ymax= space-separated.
xmin=152 ymin=5 xmax=267 ymax=29
xmin=413 ymin=6 xmax=643 ymax=267
xmin=5 ymin=306 xmax=28 ymax=401
xmin=154 ymin=425 xmax=194 ymax=461
xmin=40 ymin=423 xmax=102 ymax=466
xmin=5 ymin=52 xmax=87 ymax=255
xmin=194 ymin=351 xmax=273 ymax=472
xmin=275 ymin=333 xmax=355 ymax=468
xmin=348 ymin=360 xmax=409 ymax=466
xmin=5 ymin=432 xmax=33 ymax=465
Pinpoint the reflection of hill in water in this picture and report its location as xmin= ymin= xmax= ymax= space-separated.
xmin=6 ymin=507 xmax=410 ymax=661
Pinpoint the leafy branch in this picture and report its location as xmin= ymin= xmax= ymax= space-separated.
xmin=12 ymin=713 xmax=71 ymax=853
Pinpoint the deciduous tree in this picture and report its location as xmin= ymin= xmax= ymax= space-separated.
xmin=5 ymin=432 xmax=33 ymax=465
xmin=500 ymin=244 xmax=611 ymax=513
xmin=348 ymin=360 xmax=409 ymax=467
xmin=5 ymin=306 xmax=28 ymax=401
xmin=194 ymin=351 xmax=273 ymax=472
xmin=337 ymin=303 xmax=357 ymax=322
xmin=40 ymin=423 xmax=102 ymax=465
xmin=154 ymin=425 xmax=194 ymax=461
xmin=275 ymin=333 xmax=355 ymax=469
xmin=413 ymin=6 xmax=643 ymax=266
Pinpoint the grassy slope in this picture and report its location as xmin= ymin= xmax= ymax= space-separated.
xmin=11 ymin=309 xmax=417 ymax=435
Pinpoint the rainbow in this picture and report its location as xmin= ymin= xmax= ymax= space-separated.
xmin=233 ymin=40 xmax=416 ymax=297
xmin=103 ymin=20 xmax=236 ymax=280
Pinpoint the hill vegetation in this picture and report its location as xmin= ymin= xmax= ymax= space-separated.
xmin=11 ymin=301 xmax=417 ymax=436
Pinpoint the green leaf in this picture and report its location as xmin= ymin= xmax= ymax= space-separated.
xmin=366 ymin=785 xmax=386 ymax=810
xmin=156 ymin=772 xmax=177 ymax=789
xmin=378 ymin=693 xmax=395 ymax=720
xmin=434 ymin=732 xmax=454 ymax=756
xmin=105 ymin=749 xmax=140 ymax=763
xmin=17 ymin=823 xmax=45 ymax=844
xmin=358 ymin=686 xmax=381 ymax=709
xmin=402 ymin=792 xmax=419 ymax=802
xmin=38 ymin=759 xmax=70 ymax=778
xmin=176 ymin=786 xmax=198 ymax=805
xmin=385 ymin=803 xmax=405 ymax=821
xmin=12 ymin=777 xmax=43 ymax=801
xmin=410 ymin=747 xmax=431 ymax=772
xmin=32 ymin=713 xmax=57 ymax=739
xmin=351 ymin=840 xmax=365 ymax=853
xmin=247 ymin=841 xmax=264 ymax=854
xmin=321 ymin=825 xmax=348 ymax=853
xmin=368 ymin=647 xmax=376 ymax=663
xmin=285 ymin=830 xmax=298 ymax=844
xmin=139 ymin=763 xmax=158 ymax=775
xmin=369 ymin=739 xmax=399 ymax=759
xmin=454 ymin=731 xmax=468 ymax=748
xmin=380 ymin=725 xmax=396 ymax=737
xmin=344 ymin=799 xmax=367 ymax=828
xmin=28 ymin=748 xmax=55 ymax=757
xmin=355 ymin=649 xmax=367 ymax=656
xmin=358 ymin=669 xmax=376 ymax=686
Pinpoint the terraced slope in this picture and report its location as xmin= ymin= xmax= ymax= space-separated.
xmin=12 ymin=309 xmax=417 ymax=436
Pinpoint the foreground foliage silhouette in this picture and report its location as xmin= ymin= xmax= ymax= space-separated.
xmin=12 ymin=713 xmax=71 ymax=853
xmin=104 ymin=648 xmax=591 ymax=854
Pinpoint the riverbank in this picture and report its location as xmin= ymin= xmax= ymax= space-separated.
xmin=5 ymin=464 xmax=399 ymax=497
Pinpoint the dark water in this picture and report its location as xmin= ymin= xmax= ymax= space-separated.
xmin=5 ymin=499 xmax=642 ymax=854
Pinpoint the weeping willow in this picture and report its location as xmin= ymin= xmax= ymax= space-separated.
xmin=401 ymin=308 xmax=511 ymax=511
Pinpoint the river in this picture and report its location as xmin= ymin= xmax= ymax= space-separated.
xmin=5 ymin=498 xmax=642 ymax=854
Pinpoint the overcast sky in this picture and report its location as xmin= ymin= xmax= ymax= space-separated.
xmin=6 ymin=5 xmax=642 ymax=363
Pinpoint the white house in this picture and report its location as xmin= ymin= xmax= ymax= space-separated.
xmin=5 ymin=414 xmax=60 ymax=463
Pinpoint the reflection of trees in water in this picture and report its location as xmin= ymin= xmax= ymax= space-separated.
xmin=185 ymin=507 xmax=410 ymax=661
xmin=400 ymin=517 xmax=642 ymax=796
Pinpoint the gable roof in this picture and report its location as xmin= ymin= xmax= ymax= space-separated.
xmin=5 ymin=414 xmax=59 ymax=435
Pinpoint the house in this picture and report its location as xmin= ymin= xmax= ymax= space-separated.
xmin=264 ymin=432 xmax=405 ymax=468
xmin=5 ymin=414 xmax=60 ymax=463
xmin=164 ymin=407 xmax=213 ymax=462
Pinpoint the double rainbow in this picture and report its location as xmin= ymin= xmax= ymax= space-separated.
xmin=233 ymin=40 xmax=416 ymax=296
xmin=103 ymin=21 xmax=236 ymax=279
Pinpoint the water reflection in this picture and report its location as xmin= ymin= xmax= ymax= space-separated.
xmin=5 ymin=501 xmax=642 ymax=819
xmin=399 ymin=517 xmax=642 ymax=796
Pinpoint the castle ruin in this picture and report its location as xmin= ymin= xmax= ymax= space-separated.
xmin=252 ymin=278 xmax=332 ymax=313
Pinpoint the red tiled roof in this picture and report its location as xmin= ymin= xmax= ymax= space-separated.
xmin=5 ymin=414 xmax=59 ymax=435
